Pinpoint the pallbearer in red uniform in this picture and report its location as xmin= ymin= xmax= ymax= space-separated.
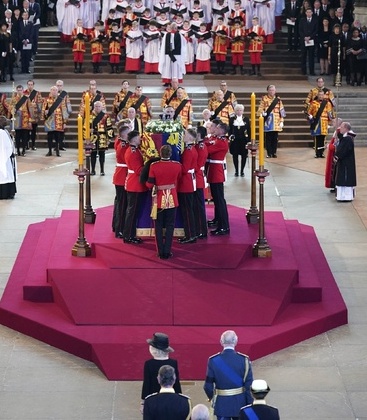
xmin=112 ymin=120 xmax=131 ymax=238
xmin=90 ymin=20 xmax=105 ymax=74
xmin=212 ymin=16 xmax=229 ymax=75
xmin=247 ymin=16 xmax=265 ymax=76
xmin=206 ymin=121 xmax=230 ymax=235
xmin=108 ymin=22 xmax=122 ymax=74
xmin=230 ymin=19 xmax=246 ymax=75
xmin=194 ymin=126 xmax=208 ymax=239
xmin=177 ymin=128 xmax=198 ymax=244
xmin=146 ymin=145 xmax=182 ymax=259
xmin=71 ymin=19 xmax=88 ymax=74
xmin=123 ymin=130 xmax=148 ymax=244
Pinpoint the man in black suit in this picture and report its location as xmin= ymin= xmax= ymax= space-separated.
xmin=28 ymin=0 xmax=40 ymax=54
xmin=143 ymin=365 xmax=191 ymax=420
xmin=19 ymin=9 xmax=33 ymax=73
xmin=299 ymin=8 xmax=318 ymax=75
xmin=284 ymin=0 xmax=301 ymax=51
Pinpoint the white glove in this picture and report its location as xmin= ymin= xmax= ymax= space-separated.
xmin=279 ymin=122 xmax=284 ymax=129
xmin=308 ymin=115 xmax=313 ymax=120
xmin=262 ymin=112 xmax=267 ymax=117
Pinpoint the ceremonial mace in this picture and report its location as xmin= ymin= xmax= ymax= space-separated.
xmin=253 ymin=115 xmax=271 ymax=258
xmin=83 ymin=92 xmax=96 ymax=224
xmin=246 ymin=92 xmax=260 ymax=224
xmin=334 ymin=39 xmax=342 ymax=118
xmin=71 ymin=115 xmax=91 ymax=257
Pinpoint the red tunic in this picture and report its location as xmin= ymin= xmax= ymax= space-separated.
xmin=206 ymin=136 xmax=229 ymax=183
xmin=113 ymin=137 xmax=129 ymax=186
xmin=146 ymin=159 xmax=182 ymax=208
xmin=125 ymin=145 xmax=147 ymax=192
xmin=177 ymin=145 xmax=198 ymax=193
xmin=195 ymin=142 xmax=208 ymax=189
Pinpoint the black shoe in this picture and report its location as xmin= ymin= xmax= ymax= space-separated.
xmin=123 ymin=237 xmax=143 ymax=244
xmin=196 ymin=233 xmax=208 ymax=239
xmin=46 ymin=151 xmax=52 ymax=156
xmin=56 ymin=152 xmax=60 ymax=157
xmin=100 ymin=172 xmax=105 ymax=176
xmin=234 ymin=172 xmax=239 ymax=177
xmin=178 ymin=237 xmax=197 ymax=244
xmin=267 ymin=155 xmax=271 ymax=158
xmin=115 ymin=232 xmax=124 ymax=238
xmin=32 ymin=147 xmax=37 ymax=150
xmin=240 ymin=172 xmax=245 ymax=177
xmin=59 ymin=147 xmax=66 ymax=151
xmin=272 ymin=154 xmax=277 ymax=158
xmin=207 ymin=219 xmax=217 ymax=227
xmin=330 ymin=188 xmax=336 ymax=193
xmin=210 ymin=228 xmax=230 ymax=236
xmin=90 ymin=171 xmax=96 ymax=175
xmin=22 ymin=151 xmax=26 ymax=156
xmin=160 ymin=252 xmax=173 ymax=259
xmin=10 ymin=77 xmax=14 ymax=81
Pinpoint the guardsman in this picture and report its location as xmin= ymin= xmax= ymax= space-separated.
xmin=204 ymin=330 xmax=253 ymax=420
xmin=194 ymin=125 xmax=208 ymax=239
xmin=112 ymin=120 xmax=131 ymax=238
xmin=123 ymin=130 xmax=148 ymax=244
xmin=146 ymin=145 xmax=182 ymax=259
xmin=206 ymin=122 xmax=230 ymax=235
xmin=177 ymin=128 xmax=198 ymax=244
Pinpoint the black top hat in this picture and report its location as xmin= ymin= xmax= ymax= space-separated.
xmin=147 ymin=332 xmax=174 ymax=352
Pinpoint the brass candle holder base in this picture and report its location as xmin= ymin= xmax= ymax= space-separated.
xmin=252 ymin=167 xmax=272 ymax=258
xmin=72 ymin=166 xmax=92 ymax=257
xmin=246 ymin=142 xmax=260 ymax=224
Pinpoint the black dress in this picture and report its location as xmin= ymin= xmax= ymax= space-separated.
xmin=318 ymin=28 xmax=330 ymax=60
xmin=329 ymin=32 xmax=343 ymax=75
xmin=228 ymin=115 xmax=251 ymax=175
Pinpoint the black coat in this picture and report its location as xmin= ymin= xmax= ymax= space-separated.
xmin=335 ymin=134 xmax=356 ymax=187
xmin=228 ymin=116 xmax=251 ymax=155
xmin=299 ymin=15 xmax=319 ymax=46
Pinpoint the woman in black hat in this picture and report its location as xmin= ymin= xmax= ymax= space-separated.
xmin=141 ymin=332 xmax=182 ymax=411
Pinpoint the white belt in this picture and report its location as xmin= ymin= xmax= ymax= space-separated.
xmin=188 ymin=169 xmax=195 ymax=174
xmin=116 ymin=163 xmax=127 ymax=167
xmin=128 ymin=169 xmax=135 ymax=173
xmin=188 ymin=168 xmax=196 ymax=191
xmin=200 ymin=166 xmax=205 ymax=170
xmin=207 ymin=159 xmax=225 ymax=164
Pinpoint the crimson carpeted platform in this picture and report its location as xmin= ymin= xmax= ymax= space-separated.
xmin=0 ymin=205 xmax=347 ymax=380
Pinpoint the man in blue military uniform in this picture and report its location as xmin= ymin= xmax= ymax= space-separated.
xmin=204 ymin=330 xmax=253 ymax=420
xmin=239 ymin=379 xmax=280 ymax=420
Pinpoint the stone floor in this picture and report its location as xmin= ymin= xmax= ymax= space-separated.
xmin=0 ymin=143 xmax=366 ymax=420
xmin=1 ymin=75 xmax=367 ymax=419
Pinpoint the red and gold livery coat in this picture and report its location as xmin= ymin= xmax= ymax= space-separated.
xmin=79 ymin=90 xmax=107 ymax=118
xmin=125 ymin=94 xmax=152 ymax=126
xmin=174 ymin=99 xmax=193 ymax=129
xmin=247 ymin=25 xmax=265 ymax=52
xmin=89 ymin=111 xmax=114 ymax=150
xmin=23 ymin=89 xmax=43 ymax=124
xmin=230 ymin=27 xmax=246 ymax=53
xmin=72 ymin=27 xmax=88 ymax=52
xmin=213 ymin=24 xmax=229 ymax=55
xmin=11 ymin=94 xmax=33 ymax=130
xmin=90 ymin=29 xmax=104 ymax=54
xmin=208 ymin=100 xmax=234 ymax=125
xmin=41 ymin=95 xmax=68 ymax=132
